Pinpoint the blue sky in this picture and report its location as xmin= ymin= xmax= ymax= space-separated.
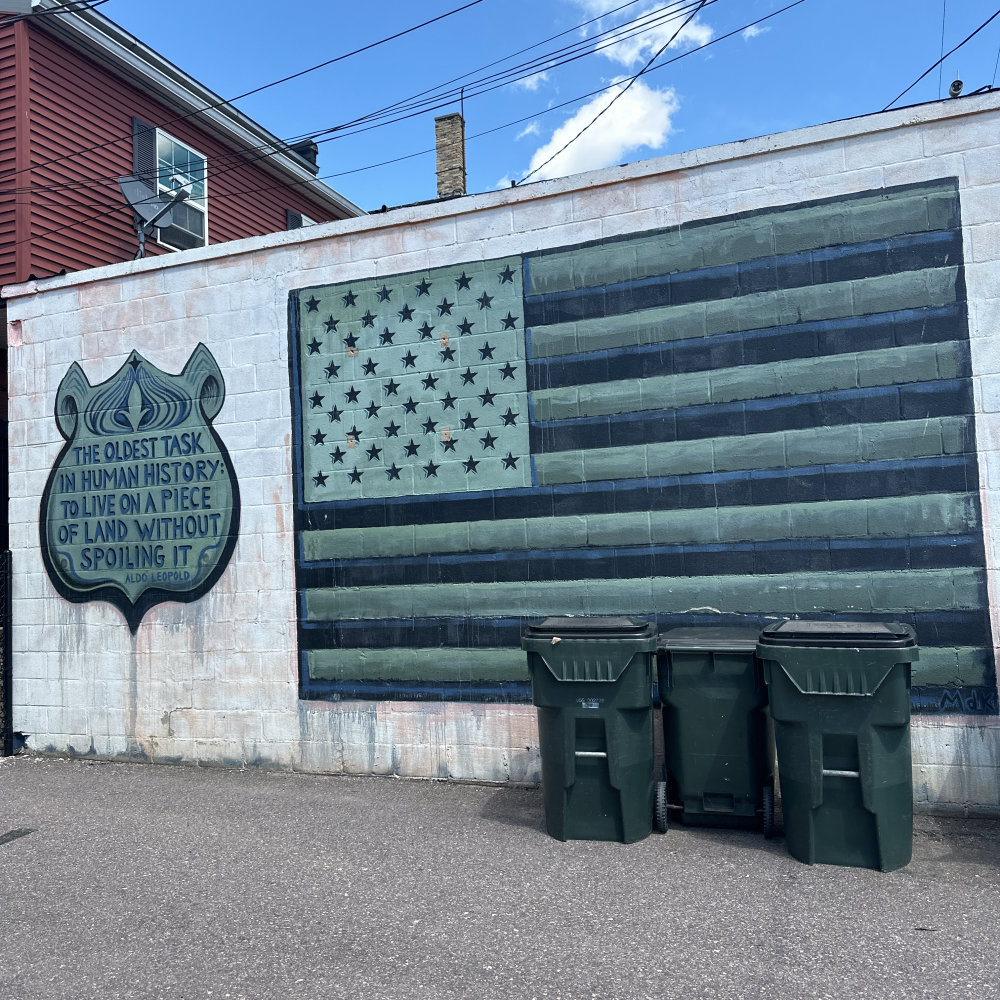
xmin=105 ymin=0 xmax=1000 ymax=212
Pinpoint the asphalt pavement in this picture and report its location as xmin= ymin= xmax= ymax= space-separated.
xmin=0 ymin=754 xmax=997 ymax=1000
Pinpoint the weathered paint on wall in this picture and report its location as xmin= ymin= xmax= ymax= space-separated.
xmin=6 ymin=92 xmax=1000 ymax=813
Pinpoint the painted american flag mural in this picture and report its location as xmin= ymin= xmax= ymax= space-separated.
xmin=289 ymin=177 xmax=997 ymax=714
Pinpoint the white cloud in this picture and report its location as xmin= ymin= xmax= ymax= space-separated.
xmin=742 ymin=24 xmax=768 ymax=41
xmin=513 ymin=71 xmax=550 ymax=91
xmin=516 ymin=121 xmax=542 ymax=140
xmin=569 ymin=2 xmax=714 ymax=68
xmin=524 ymin=78 xmax=679 ymax=181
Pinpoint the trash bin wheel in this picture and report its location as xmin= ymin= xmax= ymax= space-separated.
xmin=655 ymin=780 xmax=669 ymax=833
xmin=762 ymin=784 xmax=775 ymax=839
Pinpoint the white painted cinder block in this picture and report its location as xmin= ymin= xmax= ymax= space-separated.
xmin=4 ymin=91 xmax=1000 ymax=814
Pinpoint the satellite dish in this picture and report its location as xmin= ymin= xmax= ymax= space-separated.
xmin=117 ymin=175 xmax=191 ymax=259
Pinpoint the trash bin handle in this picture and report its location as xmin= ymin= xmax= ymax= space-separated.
xmin=574 ymin=751 xmax=608 ymax=759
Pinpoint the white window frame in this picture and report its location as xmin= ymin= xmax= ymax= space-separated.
xmin=153 ymin=130 xmax=208 ymax=251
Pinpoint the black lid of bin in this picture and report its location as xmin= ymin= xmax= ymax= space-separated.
xmin=757 ymin=620 xmax=917 ymax=649
xmin=658 ymin=626 xmax=760 ymax=653
xmin=524 ymin=616 xmax=656 ymax=639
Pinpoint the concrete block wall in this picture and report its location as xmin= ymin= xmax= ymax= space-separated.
xmin=6 ymin=92 xmax=1000 ymax=812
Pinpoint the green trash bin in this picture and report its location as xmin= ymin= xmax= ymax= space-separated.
xmin=522 ymin=616 xmax=657 ymax=843
xmin=757 ymin=620 xmax=918 ymax=871
xmin=656 ymin=627 xmax=774 ymax=835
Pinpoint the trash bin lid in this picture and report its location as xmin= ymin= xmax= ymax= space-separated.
xmin=658 ymin=626 xmax=760 ymax=653
xmin=757 ymin=620 xmax=917 ymax=649
xmin=524 ymin=616 xmax=655 ymax=640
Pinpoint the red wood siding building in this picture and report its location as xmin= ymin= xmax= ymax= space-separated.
xmin=0 ymin=2 xmax=362 ymax=286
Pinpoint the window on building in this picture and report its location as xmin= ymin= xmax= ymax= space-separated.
xmin=132 ymin=118 xmax=208 ymax=251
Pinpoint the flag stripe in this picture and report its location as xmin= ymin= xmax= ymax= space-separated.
xmin=525 ymin=180 xmax=959 ymax=296
xmin=523 ymin=231 xmax=959 ymax=329
xmin=301 ymin=492 xmax=978 ymax=563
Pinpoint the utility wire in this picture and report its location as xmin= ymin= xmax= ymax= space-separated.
xmin=0 ymin=0 xmax=112 ymax=29
xmin=883 ymin=6 xmax=1000 ymax=111
xmin=518 ymin=1 xmax=708 ymax=184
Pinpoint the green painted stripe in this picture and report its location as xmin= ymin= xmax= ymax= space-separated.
xmin=527 ymin=182 xmax=958 ymax=296
xmin=529 ymin=267 xmax=959 ymax=358
xmin=535 ymin=415 xmax=971 ymax=486
xmin=305 ymin=568 xmax=985 ymax=622
xmin=302 ymin=491 xmax=979 ymax=562
xmin=912 ymin=647 xmax=992 ymax=687
xmin=532 ymin=343 xmax=964 ymax=421
xmin=307 ymin=647 xmax=527 ymax=683
xmin=306 ymin=644 xmax=985 ymax=688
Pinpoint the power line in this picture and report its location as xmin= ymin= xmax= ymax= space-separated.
xmin=883 ymin=5 xmax=1000 ymax=111
xmin=518 ymin=0 xmax=708 ymax=184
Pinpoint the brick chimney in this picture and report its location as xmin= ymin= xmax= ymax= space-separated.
xmin=435 ymin=113 xmax=466 ymax=199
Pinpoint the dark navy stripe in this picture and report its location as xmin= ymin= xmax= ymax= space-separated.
xmin=529 ymin=379 xmax=973 ymax=454
xmin=294 ymin=454 xmax=978 ymax=532
xmin=298 ymin=535 xmax=985 ymax=589
xmin=911 ymin=685 xmax=999 ymax=715
xmin=526 ymin=305 xmax=968 ymax=390
xmin=523 ymin=230 xmax=961 ymax=328
xmin=298 ymin=609 xmax=992 ymax=652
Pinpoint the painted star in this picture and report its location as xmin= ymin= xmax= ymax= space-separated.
xmin=342 ymin=290 xmax=357 ymax=307
xmin=421 ymin=373 xmax=439 ymax=391
xmin=309 ymin=392 xmax=324 ymax=408
xmin=442 ymin=437 xmax=458 ymax=453
xmin=330 ymin=446 xmax=346 ymax=464
xmin=348 ymin=467 xmax=363 ymax=484
xmin=457 ymin=317 xmax=474 ymax=336
xmin=345 ymin=385 xmax=361 ymax=403
xmin=326 ymin=405 xmax=343 ymax=423
xmin=463 ymin=455 xmax=480 ymax=474
xmin=415 ymin=278 xmax=432 ymax=296
xmin=402 ymin=396 xmax=419 ymax=415
xmin=365 ymin=401 xmax=381 ymax=419
xmin=379 ymin=327 xmax=396 ymax=346
xmin=362 ymin=358 xmax=379 ymax=376
xmin=313 ymin=470 xmax=328 ymax=486
xmin=502 ymin=452 xmax=519 ymax=470
xmin=501 ymin=407 xmax=518 ymax=427
xmin=436 ymin=298 xmax=454 ymax=316
xmin=347 ymin=424 xmax=362 ymax=441
xmin=439 ymin=344 xmax=456 ymax=362
xmin=441 ymin=392 xmax=457 ymax=410
xmin=477 ymin=292 xmax=494 ymax=310
xmin=418 ymin=322 xmax=435 ymax=340
xmin=311 ymin=429 xmax=327 ymax=445
xmin=455 ymin=271 xmax=472 ymax=290
xmin=478 ymin=341 xmax=495 ymax=361
xmin=480 ymin=430 xmax=498 ymax=450
xmin=479 ymin=387 xmax=497 ymax=407
xmin=307 ymin=338 xmax=322 ymax=355
xmin=501 ymin=312 xmax=519 ymax=330
xmin=460 ymin=367 xmax=477 ymax=386
xmin=398 ymin=304 xmax=415 ymax=322
xmin=384 ymin=420 xmax=400 ymax=438
xmin=385 ymin=463 xmax=402 ymax=481
xmin=403 ymin=439 xmax=420 ymax=457
xmin=376 ymin=285 xmax=392 ymax=302
xmin=498 ymin=264 xmax=515 ymax=284
xmin=383 ymin=378 xmax=400 ymax=397
xmin=305 ymin=296 xmax=320 ymax=312
xmin=400 ymin=350 xmax=418 ymax=369
xmin=423 ymin=460 xmax=440 ymax=478
xmin=460 ymin=413 xmax=478 ymax=431
xmin=360 ymin=310 xmax=376 ymax=328
xmin=499 ymin=362 xmax=517 ymax=380
xmin=421 ymin=417 xmax=437 ymax=435
xmin=324 ymin=361 xmax=340 ymax=380
xmin=324 ymin=316 xmax=339 ymax=333
xmin=366 ymin=443 xmax=382 ymax=462
xmin=343 ymin=332 xmax=360 ymax=350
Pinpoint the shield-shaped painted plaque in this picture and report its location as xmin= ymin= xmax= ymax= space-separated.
xmin=40 ymin=344 xmax=240 ymax=631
